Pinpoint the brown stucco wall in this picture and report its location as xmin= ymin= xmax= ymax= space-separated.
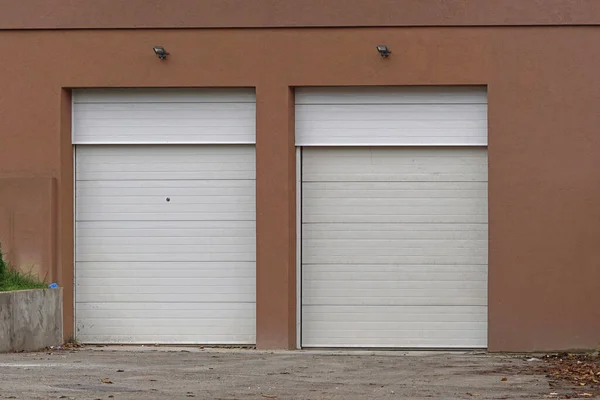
xmin=0 ymin=26 xmax=599 ymax=351
xmin=1 ymin=0 xmax=600 ymax=29
xmin=0 ymin=178 xmax=56 ymax=281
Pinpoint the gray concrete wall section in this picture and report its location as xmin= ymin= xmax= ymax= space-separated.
xmin=0 ymin=294 xmax=11 ymax=352
xmin=0 ymin=289 xmax=63 ymax=352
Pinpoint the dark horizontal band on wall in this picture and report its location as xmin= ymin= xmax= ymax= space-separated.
xmin=2 ymin=0 xmax=600 ymax=29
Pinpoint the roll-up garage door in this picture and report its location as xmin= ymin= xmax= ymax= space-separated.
xmin=296 ymin=87 xmax=488 ymax=348
xmin=73 ymin=89 xmax=256 ymax=344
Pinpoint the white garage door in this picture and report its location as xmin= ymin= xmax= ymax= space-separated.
xmin=297 ymin=87 xmax=488 ymax=348
xmin=74 ymin=89 xmax=256 ymax=344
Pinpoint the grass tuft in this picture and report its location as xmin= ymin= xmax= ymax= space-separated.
xmin=0 ymin=268 xmax=48 ymax=291
xmin=64 ymin=335 xmax=83 ymax=349
xmin=0 ymin=244 xmax=47 ymax=291
xmin=0 ymin=243 xmax=7 ymax=284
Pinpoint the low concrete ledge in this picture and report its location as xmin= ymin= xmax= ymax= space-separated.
xmin=0 ymin=288 xmax=63 ymax=352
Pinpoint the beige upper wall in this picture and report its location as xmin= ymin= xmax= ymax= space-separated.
xmin=1 ymin=0 xmax=600 ymax=29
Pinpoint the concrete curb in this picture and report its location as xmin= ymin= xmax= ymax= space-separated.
xmin=0 ymin=288 xmax=63 ymax=352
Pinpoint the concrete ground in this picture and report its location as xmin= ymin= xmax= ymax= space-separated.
xmin=0 ymin=347 xmax=552 ymax=399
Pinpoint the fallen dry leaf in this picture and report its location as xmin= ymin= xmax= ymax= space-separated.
xmin=262 ymin=395 xmax=278 ymax=399
xmin=101 ymin=378 xmax=113 ymax=384
xmin=535 ymin=352 xmax=600 ymax=398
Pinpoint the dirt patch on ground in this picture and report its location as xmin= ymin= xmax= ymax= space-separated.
xmin=533 ymin=353 xmax=600 ymax=399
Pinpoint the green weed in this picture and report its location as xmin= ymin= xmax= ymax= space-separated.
xmin=0 ymin=244 xmax=47 ymax=291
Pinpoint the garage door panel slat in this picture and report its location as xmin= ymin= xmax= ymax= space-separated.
xmin=303 ymin=239 xmax=488 ymax=247
xmin=304 ymin=187 xmax=487 ymax=199
xmin=303 ymin=198 xmax=486 ymax=207
xmin=304 ymin=277 xmax=487 ymax=289
xmin=304 ymin=246 xmax=487 ymax=258
xmin=295 ymin=86 xmax=487 ymax=105
xmin=76 ymin=212 xmax=255 ymax=222
xmin=77 ymin=335 xmax=255 ymax=344
xmin=77 ymin=109 xmax=255 ymax=122
xmin=77 ymin=179 xmax=254 ymax=188
xmin=75 ymin=326 xmax=255 ymax=337
xmin=73 ymin=88 xmax=257 ymax=103
xmin=77 ymin=195 xmax=255 ymax=204
xmin=77 ymin=277 xmax=255 ymax=287
xmin=303 ymin=291 xmax=487 ymax=306
xmin=302 ymin=305 xmax=487 ymax=348
xmin=76 ymin=294 xmax=255 ymax=303
xmin=76 ymin=145 xmax=255 ymax=156
xmin=77 ymin=236 xmax=255 ymax=246
xmin=77 ymin=203 xmax=255 ymax=213
xmin=76 ymin=262 xmax=255 ymax=279
xmin=303 ymin=174 xmax=486 ymax=182
xmin=74 ymin=132 xmax=255 ymax=146
xmin=77 ymin=172 xmax=255 ymax=181
xmin=304 ymin=215 xmax=487 ymax=224
xmin=76 ymin=253 xmax=255 ymax=263
xmin=77 ymin=160 xmax=255 ymax=172
xmin=305 ymin=255 xmax=487 ymax=265
xmin=77 ymin=283 xmax=255 ymax=295
xmin=304 ymin=226 xmax=486 ymax=240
